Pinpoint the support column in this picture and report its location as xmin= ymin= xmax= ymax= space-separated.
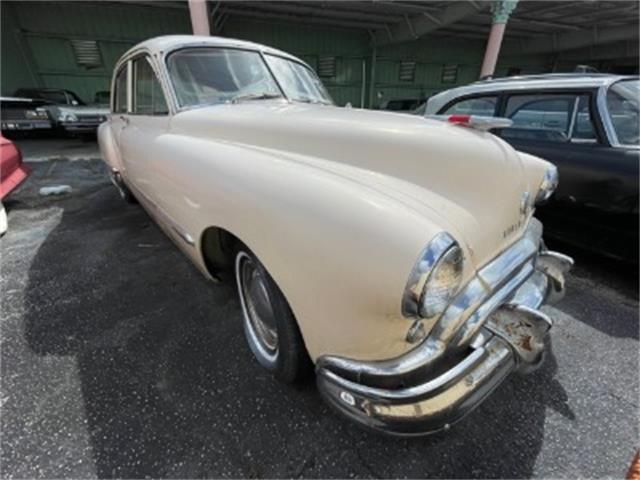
xmin=480 ymin=0 xmax=518 ymax=79
xmin=188 ymin=0 xmax=210 ymax=36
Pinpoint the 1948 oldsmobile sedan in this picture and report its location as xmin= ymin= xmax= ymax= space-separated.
xmin=99 ymin=36 xmax=573 ymax=436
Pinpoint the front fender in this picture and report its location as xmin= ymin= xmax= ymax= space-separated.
xmin=152 ymin=134 xmax=456 ymax=362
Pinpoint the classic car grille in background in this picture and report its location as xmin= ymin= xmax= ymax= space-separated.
xmin=2 ymin=109 xmax=31 ymax=120
xmin=76 ymin=115 xmax=103 ymax=123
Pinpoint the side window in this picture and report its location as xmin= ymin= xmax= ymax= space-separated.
xmin=114 ymin=66 xmax=128 ymax=113
xmin=443 ymin=96 xmax=497 ymax=116
xmin=501 ymin=93 xmax=597 ymax=143
xmin=132 ymin=57 xmax=169 ymax=115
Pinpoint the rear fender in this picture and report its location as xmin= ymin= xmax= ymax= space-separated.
xmin=97 ymin=122 xmax=123 ymax=173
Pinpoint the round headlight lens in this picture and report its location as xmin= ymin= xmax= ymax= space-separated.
xmin=536 ymin=166 xmax=559 ymax=204
xmin=419 ymin=245 xmax=464 ymax=319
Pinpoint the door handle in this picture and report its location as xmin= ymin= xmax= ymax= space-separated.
xmin=119 ymin=115 xmax=129 ymax=125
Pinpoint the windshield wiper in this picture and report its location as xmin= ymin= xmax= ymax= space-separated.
xmin=230 ymin=92 xmax=283 ymax=104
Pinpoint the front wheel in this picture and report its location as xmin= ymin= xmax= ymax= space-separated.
xmin=234 ymin=247 xmax=312 ymax=383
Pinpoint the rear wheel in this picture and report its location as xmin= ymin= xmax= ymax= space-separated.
xmin=234 ymin=247 xmax=312 ymax=383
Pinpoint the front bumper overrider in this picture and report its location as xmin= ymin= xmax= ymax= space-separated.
xmin=316 ymin=219 xmax=573 ymax=436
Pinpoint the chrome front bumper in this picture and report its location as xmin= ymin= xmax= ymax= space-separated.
xmin=316 ymin=219 xmax=573 ymax=436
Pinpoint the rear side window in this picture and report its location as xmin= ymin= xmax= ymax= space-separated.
xmin=132 ymin=57 xmax=168 ymax=115
xmin=501 ymin=93 xmax=597 ymax=143
xmin=443 ymin=96 xmax=497 ymax=116
xmin=114 ymin=66 xmax=127 ymax=113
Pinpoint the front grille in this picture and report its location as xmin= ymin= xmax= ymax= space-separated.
xmin=76 ymin=115 xmax=103 ymax=123
xmin=2 ymin=109 xmax=29 ymax=120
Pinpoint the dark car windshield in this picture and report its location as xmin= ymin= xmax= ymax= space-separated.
xmin=17 ymin=89 xmax=86 ymax=106
xmin=607 ymin=79 xmax=639 ymax=146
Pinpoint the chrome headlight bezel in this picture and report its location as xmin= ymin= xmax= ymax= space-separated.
xmin=536 ymin=166 xmax=559 ymax=205
xmin=402 ymin=232 xmax=464 ymax=320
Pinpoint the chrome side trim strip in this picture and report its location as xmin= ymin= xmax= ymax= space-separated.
xmin=172 ymin=226 xmax=195 ymax=246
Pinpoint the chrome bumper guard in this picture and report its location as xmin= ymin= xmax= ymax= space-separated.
xmin=316 ymin=219 xmax=573 ymax=436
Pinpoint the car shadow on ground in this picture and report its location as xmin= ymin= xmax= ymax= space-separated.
xmin=19 ymin=171 xmax=573 ymax=478
xmin=544 ymin=237 xmax=639 ymax=341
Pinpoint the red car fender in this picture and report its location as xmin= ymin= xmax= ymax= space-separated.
xmin=0 ymin=135 xmax=30 ymax=200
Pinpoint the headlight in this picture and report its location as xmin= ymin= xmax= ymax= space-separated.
xmin=536 ymin=166 xmax=558 ymax=204
xmin=419 ymin=245 xmax=464 ymax=318
xmin=402 ymin=232 xmax=464 ymax=320
xmin=25 ymin=110 xmax=39 ymax=119
xmin=58 ymin=112 xmax=78 ymax=123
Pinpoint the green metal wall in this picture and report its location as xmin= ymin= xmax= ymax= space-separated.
xmin=2 ymin=2 xmax=638 ymax=108
xmin=13 ymin=1 xmax=623 ymax=109
xmin=1 ymin=1 xmax=190 ymax=101
xmin=1 ymin=1 xmax=490 ymax=107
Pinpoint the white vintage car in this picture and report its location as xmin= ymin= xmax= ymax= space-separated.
xmin=99 ymin=35 xmax=573 ymax=436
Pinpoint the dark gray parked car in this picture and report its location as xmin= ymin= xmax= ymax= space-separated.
xmin=426 ymin=74 xmax=639 ymax=262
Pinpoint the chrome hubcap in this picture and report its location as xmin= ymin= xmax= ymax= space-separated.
xmin=239 ymin=255 xmax=278 ymax=355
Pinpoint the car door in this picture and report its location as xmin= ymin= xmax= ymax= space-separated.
xmin=119 ymin=55 xmax=171 ymax=206
xmin=495 ymin=90 xmax=638 ymax=260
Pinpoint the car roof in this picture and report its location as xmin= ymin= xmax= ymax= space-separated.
xmin=426 ymin=73 xmax=638 ymax=113
xmin=120 ymin=35 xmax=307 ymax=68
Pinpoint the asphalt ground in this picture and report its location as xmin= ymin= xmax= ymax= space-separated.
xmin=1 ymin=139 xmax=638 ymax=478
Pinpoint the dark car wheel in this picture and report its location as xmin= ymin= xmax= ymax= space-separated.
xmin=234 ymin=246 xmax=312 ymax=383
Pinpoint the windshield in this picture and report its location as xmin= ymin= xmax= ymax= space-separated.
xmin=606 ymin=79 xmax=639 ymax=146
xmin=264 ymin=54 xmax=332 ymax=104
xmin=167 ymin=48 xmax=282 ymax=107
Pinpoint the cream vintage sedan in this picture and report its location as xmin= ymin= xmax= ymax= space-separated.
xmin=99 ymin=35 xmax=573 ymax=436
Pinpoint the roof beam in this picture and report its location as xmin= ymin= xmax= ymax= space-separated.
xmin=502 ymin=23 xmax=640 ymax=55
xmin=221 ymin=7 xmax=386 ymax=30
xmin=235 ymin=1 xmax=403 ymax=23
xmin=372 ymin=0 xmax=489 ymax=46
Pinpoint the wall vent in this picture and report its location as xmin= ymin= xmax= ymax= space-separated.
xmin=318 ymin=56 xmax=336 ymax=78
xmin=399 ymin=60 xmax=416 ymax=82
xmin=441 ymin=64 xmax=458 ymax=84
xmin=70 ymin=39 xmax=102 ymax=68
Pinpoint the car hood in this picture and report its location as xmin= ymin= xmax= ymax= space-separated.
xmin=171 ymin=101 xmax=537 ymax=268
